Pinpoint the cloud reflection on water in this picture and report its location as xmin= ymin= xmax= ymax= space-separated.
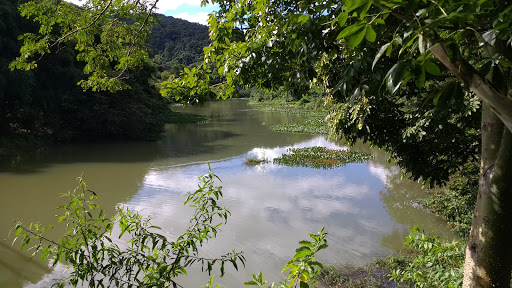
xmin=22 ymin=136 xmax=455 ymax=287
xmin=121 ymin=137 xmax=396 ymax=286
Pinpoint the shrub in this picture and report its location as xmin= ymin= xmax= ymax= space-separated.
xmin=389 ymin=226 xmax=464 ymax=288
xmin=11 ymin=168 xmax=328 ymax=288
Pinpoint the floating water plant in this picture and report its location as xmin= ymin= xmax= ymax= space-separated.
xmin=244 ymin=157 xmax=270 ymax=166
xmin=248 ymin=102 xmax=327 ymax=117
xmin=270 ymin=119 xmax=329 ymax=135
xmin=273 ymin=146 xmax=374 ymax=169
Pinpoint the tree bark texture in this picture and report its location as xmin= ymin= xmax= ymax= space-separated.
xmin=463 ymin=104 xmax=512 ymax=287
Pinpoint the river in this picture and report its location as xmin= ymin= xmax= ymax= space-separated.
xmin=0 ymin=99 xmax=456 ymax=287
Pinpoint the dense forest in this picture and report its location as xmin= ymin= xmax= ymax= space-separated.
xmin=150 ymin=14 xmax=210 ymax=71
xmin=0 ymin=0 xmax=210 ymax=159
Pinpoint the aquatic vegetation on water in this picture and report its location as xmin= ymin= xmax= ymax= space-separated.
xmin=164 ymin=111 xmax=211 ymax=124
xmin=248 ymin=102 xmax=327 ymax=117
xmin=244 ymin=157 xmax=270 ymax=166
xmin=273 ymin=147 xmax=374 ymax=169
xmin=270 ymin=119 xmax=329 ymax=135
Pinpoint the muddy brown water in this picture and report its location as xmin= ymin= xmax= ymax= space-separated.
xmin=0 ymin=99 xmax=456 ymax=287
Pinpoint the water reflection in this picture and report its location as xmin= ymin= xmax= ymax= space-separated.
xmin=0 ymin=100 xmax=457 ymax=287
xmin=117 ymin=137 xmax=456 ymax=287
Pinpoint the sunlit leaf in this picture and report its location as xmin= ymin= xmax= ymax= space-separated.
xmin=349 ymin=26 xmax=367 ymax=48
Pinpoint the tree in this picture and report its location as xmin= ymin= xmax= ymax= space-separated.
xmin=1 ymin=0 xmax=171 ymax=149
xmin=162 ymin=0 xmax=510 ymax=287
xmin=10 ymin=0 xmax=159 ymax=92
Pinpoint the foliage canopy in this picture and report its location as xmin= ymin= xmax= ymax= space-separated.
xmin=162 ymin=0 xmax=512 ymax=185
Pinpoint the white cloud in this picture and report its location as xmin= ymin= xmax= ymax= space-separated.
xmin=65 ymin=0 xmax=83 ymax=5
xmin=171 ymin=12 xmax=210 ymax=25
xmin=155 ymin=0 xmax=202 ymax=13
xmin=64 ymin=0 xmax=212 ymax=25
xmin=65 ymin=0 xmax=202 ymax=11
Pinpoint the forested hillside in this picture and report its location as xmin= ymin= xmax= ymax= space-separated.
xmin=151 ymin=15 xmax=209 ymax=68
xmin=0 ymin=1 xmax=209 ymax=159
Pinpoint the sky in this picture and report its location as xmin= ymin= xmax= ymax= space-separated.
xmin=65 ymin=0 xmax=218 ymax=25
xmin=156 ymin=1 xmax=218 ymax=25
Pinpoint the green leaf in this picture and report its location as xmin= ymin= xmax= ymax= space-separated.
xmin=359 ymin=1 xmax=373 ymax=19
xmin=344 ymin=0 xmax=369 ymax=12
xmin=337 ymin=24 xmax=364 ymax=39
xmin=349 ymin=27 xmax=367 ymax=48
xmin=416 ymin=68 xmax=426 ymax=89
xmin=298 ymin=240 xmax=313 ymax=247
xmin=299 ymin=281 xmax=310 ymax=288
xmin=308 ymin=261 xmax=324 ymax=269
xmin=337 ymin=12 xmax=348 ymax=27
xmin=298 ymin=14 xmax=310 ymax=24
xmin=15 ymin=226 xmax=22 ymax=236
xmin=434 ymin=81 xmax=460 ymax=106
xmin=295 ymin=246 xmax=312 ymax=253
xmin=365 ymin=26 xmax=376 ymax=42
xmin=386 ymin=42 xmax=393 ymax=56
xmin=387 ymin=61 xmax=408 ymax=93
xmin=244 ymin=281 xmax=258 ymax=286
xmin=281 ymin=263 xmax=296 ymax=273
xmin=424 ymin=61 xmax=441 ymax=76
xmin=372 ymin=43 xmax=391 ymax=69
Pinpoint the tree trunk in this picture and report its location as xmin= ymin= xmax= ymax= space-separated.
xmin=463 ymin=103 xmax=512 ymax=287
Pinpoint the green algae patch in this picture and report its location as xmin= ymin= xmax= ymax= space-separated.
xmin=273 ymin=146 xmax=374 ymax=169
xmin=248 ymin=102 xmax=328 ymax=117
xmin=244 ymin=157 xmax=270 ymax=166
xmin=270 ymin=119 xmax=329 ymax=135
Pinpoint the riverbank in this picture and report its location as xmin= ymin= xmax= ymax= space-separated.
xmin=318 ymin=256 xmax=409 ymax=288
xmin=0 ymin=135 xmax=47 ymax=164
xmin=0 ymin=108 xmax=209 ymax=165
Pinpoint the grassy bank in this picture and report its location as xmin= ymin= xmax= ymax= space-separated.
xmin=247 ymin=87 xmax=328 ymax=116
xmin=318 ymin=256 xmax=409 ymax=288
xmin=314 ymin=167 xmax=475 ymax=288
xmin=316 ymin=226 xmax=465 ymax=288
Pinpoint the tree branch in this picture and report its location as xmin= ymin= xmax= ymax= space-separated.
xmin=429 ymin=43 xmax=512 ymax=132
